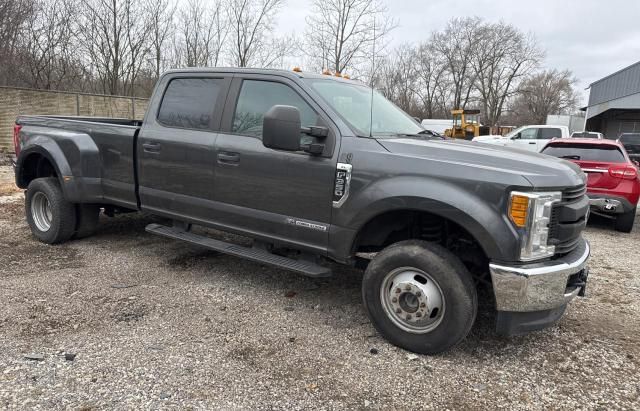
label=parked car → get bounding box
[13,68,590,354]
[571,131,604,139]
[541,138,639,232]
[473,125,570,152]
[617,132,640,163]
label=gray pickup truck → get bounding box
[12,68,590,354]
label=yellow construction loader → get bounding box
[444,109,491,140]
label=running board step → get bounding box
[146,223,332,278]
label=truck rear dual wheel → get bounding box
[25,178,101,243]
[615,209,636,233]
[25,178,76,244]
[362,240,477,355]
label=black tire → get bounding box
[74,205,101,239]
[362,240,477,355]
[25,177,76,244]
[615,208,636,233]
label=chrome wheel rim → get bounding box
[31,192,53,232]
[380,267,446,334]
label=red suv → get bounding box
[541,138,639,232]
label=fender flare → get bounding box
[335,176,520,262]
[16,145,71,189]
[15,130,101,202]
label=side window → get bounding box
[157,78,222,130]
[520,128,538,139]
[232,80,318,138]
[539,128,562,139]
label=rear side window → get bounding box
[232,80,318,138]
[542,144,626,163]
[157,78,222,130]
[539,128,562,139]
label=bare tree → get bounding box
[79,0,151,96]
[510,69,578,124]
[431,17,481,110]
[146,0,176,79]
[304,0,395,75]
[174,0,227,68]
[413,42,449,118]
[226,0,289,68]
[375,44,419,114]
[0,0,36,86]
[19,0,87,90]
[471,22,543,126]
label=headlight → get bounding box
[509,191,562,261]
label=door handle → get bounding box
[217,152,240,164]
[143,142,161,153]
[528,142,536,144]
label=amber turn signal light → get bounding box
[509,195,530,227]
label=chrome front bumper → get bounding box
[489,239,590,312]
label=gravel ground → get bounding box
[0,165,639,410]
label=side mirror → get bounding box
[263,105,302,151]
[512,133,521,140]
[263,105,328,155]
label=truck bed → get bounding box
[16,115,142,209]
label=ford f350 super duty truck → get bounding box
[12,68,590,354]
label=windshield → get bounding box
[305,79,423,137]
[620,133,640,144]
[465,114,479,124]
[505,126,526,138]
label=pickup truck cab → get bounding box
[13,68,590,354]
[473,125,570,152]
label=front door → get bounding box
[211,76,338,254]
[511,127,539,152]
[137,75,231,221]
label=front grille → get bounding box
[548,184,589,256]
[562,185,587,202]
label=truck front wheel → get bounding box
[362,240,477,354]
[25,178,76,244]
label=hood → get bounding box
[377,137,586,189]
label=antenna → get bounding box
[369,17,376,138]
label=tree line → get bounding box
[0,0,578,126]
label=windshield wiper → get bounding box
[560,155,581,160]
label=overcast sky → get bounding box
[275,0,640,105]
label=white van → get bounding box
[421,119,452,135]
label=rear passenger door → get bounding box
[211,75,338,254]
[137,74,231,222]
